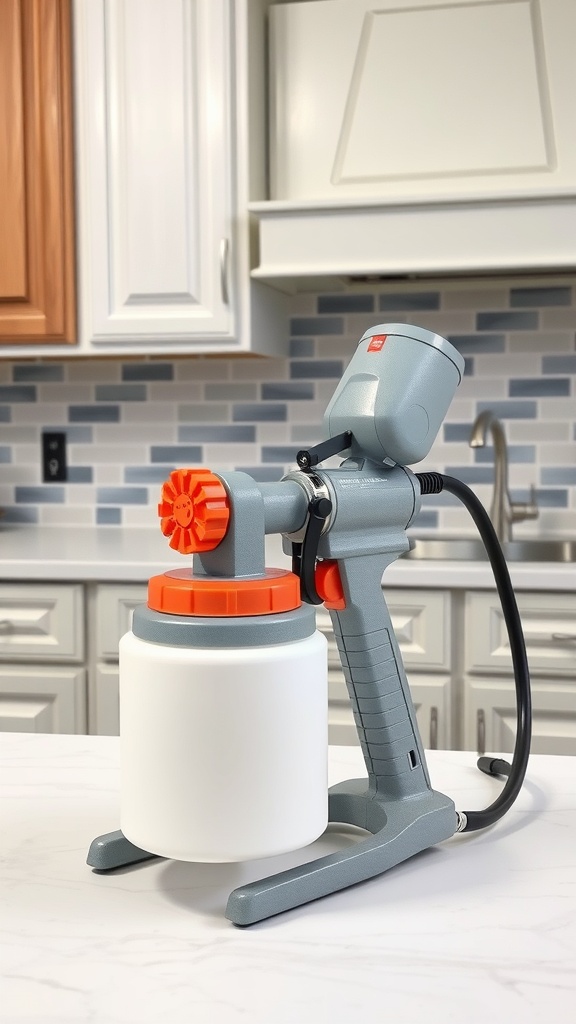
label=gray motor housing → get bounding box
[323,323,465,466]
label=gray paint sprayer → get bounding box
[88,324,531,925]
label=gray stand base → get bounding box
[87,781,456,925]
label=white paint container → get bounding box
[118,618,328,863]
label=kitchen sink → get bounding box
[403,538,576,562]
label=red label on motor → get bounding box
[367,334,387,352]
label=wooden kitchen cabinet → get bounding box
[0,0,76,344]
[0,583,86,732]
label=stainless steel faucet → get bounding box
[469,410,539,543]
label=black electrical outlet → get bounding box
[42,432,68,482]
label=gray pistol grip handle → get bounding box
[330,586,431,800]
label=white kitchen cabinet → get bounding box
[269,0,576,204]
[0,583,86,734]
[90,584,147,735]
[464,590,576,756]
[464,678,576,757]
[316,591,454,750]
[0,666,86,734]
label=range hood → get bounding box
[249,0,576,290]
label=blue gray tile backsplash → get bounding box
[0,275,575,535]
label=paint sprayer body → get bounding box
[88,324,529,925]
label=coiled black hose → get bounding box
[415,472,532,832]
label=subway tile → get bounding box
[123,507,157,528]
[122,363,174,381]
[13,364,64,382]
[0,447,11,463]
[442,288,508,310]
[151,445,203,463]
[509,377,571,397]
[286,400,326,424]
[232,358,287,381]
[476,400,537,418]
[2,507,39,524]
[95,384,147,402]
[458,378,506,399]
[476,311,538,331]
[148,383,201,403]
[67,361,119,383]
[16,486,65,504]
[290,316,344,336]
[205,383,257,401]
[539,443,576,464]
[318,294,374,314]
[39,384,91,404]
[290,360,343,379]
[203,444,257,465]
[178,403,229,423]
[69,405,120,423]
[236,465,284,482]
[290,424,323,443]
[123,402,178,423]
[68,467,93,483]
[233,403,287,422]
[533,487,569,507]
[542,355,576,373]
[541,308,576,329]
[97,507,122,525]
[12,402,66,425]
[289,338,315,357]
[125,466,178,484]
[444,423,474,443]
[510,286,571,307]
[509,422,569,443]
[379,292,440,311]
[262,446,303,463]
[539,398,576,418]
[178,425,255,443]
[447,334,506,353]
[41,505,93,526]
[509,331,574,353]
[316,336,357,360]
[262,382,314,401]
[0,406,11,422]
[541,467,576,485]
[94,424,173,445]
[474,445,536,464]
[96,487,149,505]
[66,485,97,506]
[94,465,123,486]
[0,385,37,402]
[255,423,289,445]
[175,359,230,381]
[464,358,474,376]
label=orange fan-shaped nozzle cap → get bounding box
[158,468,230,554]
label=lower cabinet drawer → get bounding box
[0,584,84,662]
[465,591,576,676]
[0,665,87,733]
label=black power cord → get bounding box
[416,472,532,832]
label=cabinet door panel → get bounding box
[95,585,147,661]
[270,0,576,202]
[465,591,576,677]
[91,663,120,737]
[0,0,75,342]
[0,584,84,662]
[0,666,86,733]
[74,0,234,344]
[464,677,576,756]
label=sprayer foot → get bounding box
[87,829,158,871]
[225,784,456,926]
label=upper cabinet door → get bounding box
[270,0,576,203]
[74,0,234,348]
[0,0,76,344]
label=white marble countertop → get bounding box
[1,734,575,1023]
[0,524,574,589]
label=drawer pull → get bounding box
[477,709,486,756]
[429,706,438,750]
[551,633,576,642]
[0,619,14,635]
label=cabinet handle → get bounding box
[0,619,14,635]
[429,706,438,750]
[219,237,230,305]
[551,633,576,642]
[477,709,486,756]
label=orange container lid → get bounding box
[148,568,301,617]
